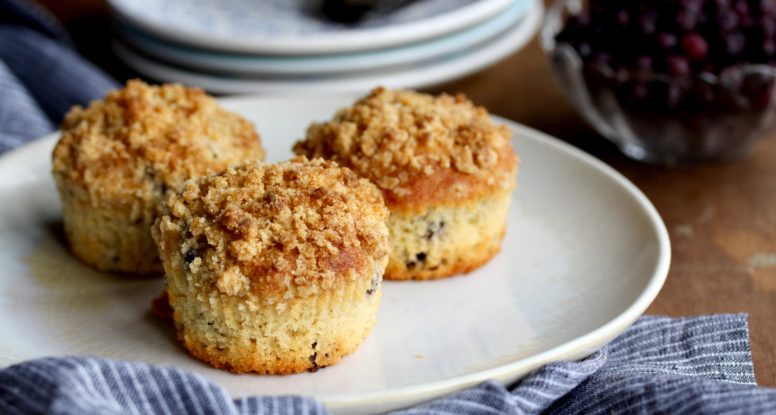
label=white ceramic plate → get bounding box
[0,96,669,414]
[108,0,513,55]
[113,0,543,95]
[118,0,531,76]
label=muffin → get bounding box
[52,80,265,274]
[153,157,390,374]
[294,87,518,280]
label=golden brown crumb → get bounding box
[294,87,518,280]
[154,157,389,299]
[153,158,390,374]
[51,80,265,273]
[53,79,265,205]
[293,87,516,210]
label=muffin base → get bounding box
[56,179,161,274]
[385,191,512,280]
[165,262,385,375]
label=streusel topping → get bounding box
[53,80,265,203]
[293,87,516,207]
[155,157,389,298]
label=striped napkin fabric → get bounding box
[0,0,116,154]
[2,314,775,414]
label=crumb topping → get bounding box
[52,80,265,205]
[293,87,517,207]
[156,157,389,298]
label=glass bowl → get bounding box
[542,0,776,164]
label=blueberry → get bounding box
[555,0,776,113]
[724,32,747,56]
[717,12,740,31]
[184,248,198,265]
[761,18,776,37]
[424,221,445,240]
[309,342,319,372]
[578,42,593,58]
[632,83,650,100]
[366,272,379,296]
[666,56,691,76]
[735,0,750,16]
[639,13,658,34]
[681,33,709,61]
[677,11,699,31]
[636,55,653,70]
[764,38,776,56]
[616,10,629,26]
[658,33,678,49]
[594,52,613,65]
[684,0,704,13]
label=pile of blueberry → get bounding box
[555,0,776,111]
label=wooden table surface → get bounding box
[41,0,776,386]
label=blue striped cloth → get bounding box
[0,0,117,154]
[2,314,775,414]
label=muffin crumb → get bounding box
[153,158,390,374]
[51,80,265,273]
[294,87,518,280]
[294,87,515,208]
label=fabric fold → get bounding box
[2,315,775,415]
[0,58,52,153]
[0,26,117,126]
[0,0,117,153]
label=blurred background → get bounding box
[32,0,587,145]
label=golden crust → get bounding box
[384,150,517,214]
[152,288,368,374]
[51,80,264,273]
[385,228,505,280]
[171,283,381,375]
[154,157,390,299]
[384,188,512,280]
[52,80,265,204]
[181,333,351,374]
[293,87,517,210]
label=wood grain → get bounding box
[435,35,776,386]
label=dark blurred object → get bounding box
[555,0,776,77]
[33,0,107,24]
[544,0,776,164]
[33,0,136,82]
[322,0,418,23]
[0,0,117,152]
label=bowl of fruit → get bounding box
[542,0,776,164]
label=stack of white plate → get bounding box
[109,0,543,94]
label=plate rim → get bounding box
[112,0,543,95]
[107,0,514,55]
[323,121,672,409]
[0,97,670,413]
[117,0,532,76]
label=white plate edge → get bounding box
[112,0,543,95]
[304,120,671,411]
[117,0,532,76]
[107,0,514,55]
